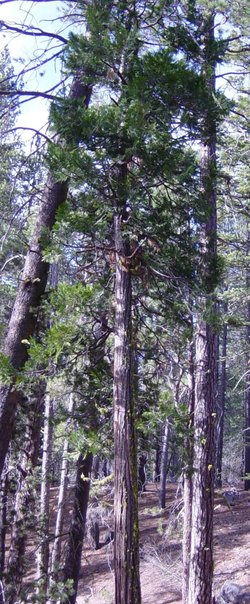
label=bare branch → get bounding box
[0,0,62,4]
[0,255,24,273]
[0,20,68,43]
[0,89,61,101]
[5,127,53,143]
[216,71,249,78]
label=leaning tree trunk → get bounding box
[244,224,250,490]
[0,177,68,479]
[187,12,218,604]
[61,452,93,604]
[113,214,141,604]
[0,80,92,480]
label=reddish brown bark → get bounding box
[187,11,217,604]
[113,214,141,604]
[182,339,195,604]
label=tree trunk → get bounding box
[159,419,170,509]
[0,581,5,604]
[62,452,93,604]
[154,443,161,482]
[6,392,44,604]
[188,321,216,604]
[0,463,8,577]
[187,12,217,604]
[49,393,75,598]
[244,224,250,490]
[182,338,195,604]
[36,393,54,601]
[113,214,141,604]
[0,177,68,479]
[0,79,92,480]
[216,303,228,488]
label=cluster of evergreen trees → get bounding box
[0,1,249,603]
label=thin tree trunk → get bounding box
[154,443,161,482]
[182,338,195,604]
[61,452,93,604]
[216,303,228,488]
[188,12,217,604]
[113,214,141,604]
[244,225,250,490]
[159,419,170,509]
[49,393,75,598]
[0,462,8,577]
[0,581,5,604]
[36,393,54,601]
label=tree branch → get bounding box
[0,89,61,101]
[0,0,60,3]
[5,127,53,143]
[0,20,68,43]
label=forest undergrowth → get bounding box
[12,481,250,604]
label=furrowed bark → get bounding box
[188,11,218,604]
[113,214,141,604]
[182,338,195,604]
[188,321,216,604]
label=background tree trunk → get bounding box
[216,303,228,488]
[49,393,75,599]
[36,393,54,601]
[0,463,8,578]
[6,392,44,604]
[159,419,170,509]
[62,452,93,604]
[244,225,250,490]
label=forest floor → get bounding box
[76,482,250,604]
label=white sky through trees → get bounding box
[0,1,68,144]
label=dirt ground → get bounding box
[76,482,250,604]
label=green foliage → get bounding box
[23,282,97,372]
[0,353,16,384]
